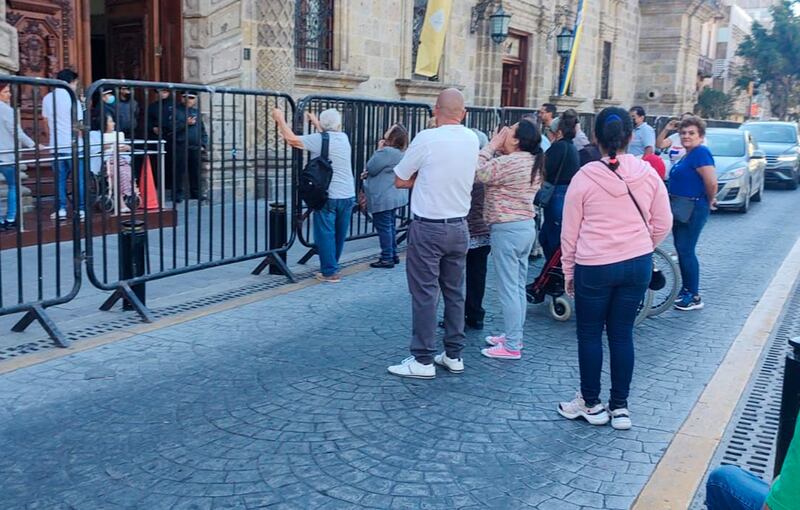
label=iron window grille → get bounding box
[295,0,335,70]
[600,41,612,100]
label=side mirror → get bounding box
[752,150,766,159]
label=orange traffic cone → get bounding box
[139,156,160,210]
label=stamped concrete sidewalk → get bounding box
[2,190,800,509]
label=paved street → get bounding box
[2,186,800,509]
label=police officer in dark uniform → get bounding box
[170,91,207,203]
[147,88,176,194]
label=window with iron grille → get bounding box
[600,41,612,100]
[411,0,439,81]
[295,0,335,70]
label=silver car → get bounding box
[705,128,766,213]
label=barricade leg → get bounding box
[99,282,155,323]
[11,304,70,348]
[252,253,296,281]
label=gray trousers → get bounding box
[406,219,469,364]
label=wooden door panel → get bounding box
[106,18,146,80]
[7,0,80,142]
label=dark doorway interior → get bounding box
[501,32,529,108]
[88,0,182,84]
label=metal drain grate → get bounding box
[719,287,800,478]
[0,253,385,361]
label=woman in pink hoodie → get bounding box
[557,107,672,430]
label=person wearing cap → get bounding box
[147,89,177,193]
[92,88,117,131]
[169,91,207,202]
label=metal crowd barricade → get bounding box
[293,96,432,264]
[464,106,501,138]
[82,80,297,322]
[0,75,82,347]
[500,107,539,127]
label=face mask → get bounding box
[105,95,116,105]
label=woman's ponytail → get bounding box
[594,107,633,170]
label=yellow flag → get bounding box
[414,0,453,77]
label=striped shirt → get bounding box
[476,149,541,225]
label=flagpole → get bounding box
[559,0,585,96]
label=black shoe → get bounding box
[370,259,395,269]
[465,318,484,330]
[437,320,445,329]
[393,256,400,265]
[3,220,16,231]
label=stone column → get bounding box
[637,0,721,116]
[0,2,19,73]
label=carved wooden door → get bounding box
[7,0,84,142]
[105,0,149,81]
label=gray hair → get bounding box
[319,108,342,132]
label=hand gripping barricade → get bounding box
[293,95,432,265]
[82,79,298,323]
[0,75,83,347]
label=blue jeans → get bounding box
[672,202,709,296]
[372,209,397,262]
[313,197,355,277]
[539,185,568,262]
[0,165,17,221]
[56,152,85,212]
[706,465,769,510]
[575,253,651,409]
[491,219,536,351]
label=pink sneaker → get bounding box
[484,334,506,346]
[484,334,524,349]
[481,344,521,360]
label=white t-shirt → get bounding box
[300,131,355,199]
[394,124,479,219]
[42,88,83,151]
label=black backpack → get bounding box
[299,132,334,210]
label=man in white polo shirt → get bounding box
[387,89,479,379]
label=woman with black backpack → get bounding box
[272,108,356,283]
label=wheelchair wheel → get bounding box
[549,296,572,322]
[99,194,114,213]
[648,246,681,318]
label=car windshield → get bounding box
[744,124,797,143]
[705,132,745,157]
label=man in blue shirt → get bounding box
[628,106,655,157]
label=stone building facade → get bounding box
[3,0,725,115]
[178,0,721,115]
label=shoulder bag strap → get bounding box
[550,143,569,184]
[321,131,330,160]
[601,161,650,234]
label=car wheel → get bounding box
[789,170,799,190]
[752,177,764,202]
[737,188,751,213]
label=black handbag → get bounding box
[602,162,665,291]
[669,195,697,224]
[533,146,568,208]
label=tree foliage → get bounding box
[695,87,733,119]
[735,0,800,119]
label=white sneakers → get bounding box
[387,353,464,378]
[433,353,464,373]
[557,392,634,430]
[557,393,610,426]
[387,356,435,379]
[608,406,632,430]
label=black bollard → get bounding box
[268,202,288,275]
[775,336,800,477]
[118,219,147,310]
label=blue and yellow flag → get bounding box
[559,0,585,96]
[414,0,453,77]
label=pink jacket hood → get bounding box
[560,154,673,279]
